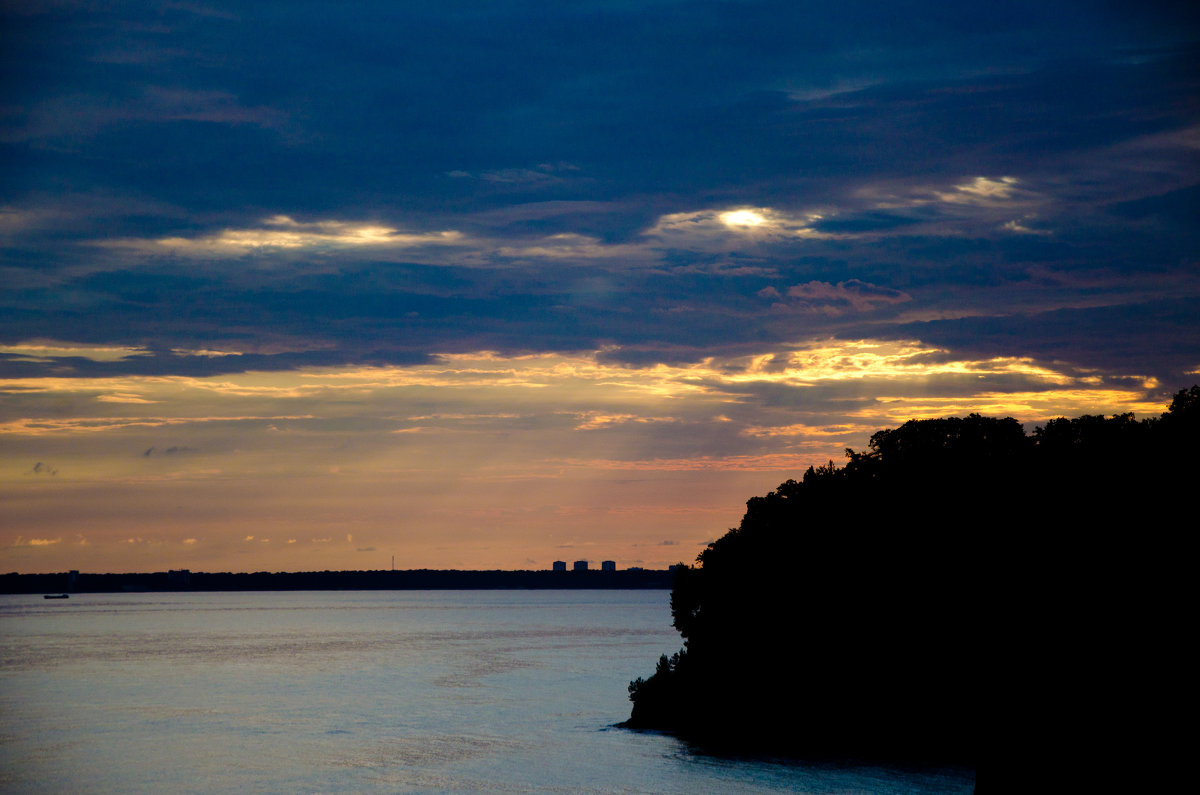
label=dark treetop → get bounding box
[624,386,1198,783]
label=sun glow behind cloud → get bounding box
[719,209,768,227]
[648,207,834,246]
[65,185,1070,275]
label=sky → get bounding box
[2,1,1198,574]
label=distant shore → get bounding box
[0,568,675,594]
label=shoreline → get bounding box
[1,567,675,594]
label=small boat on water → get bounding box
[43,594,70,599]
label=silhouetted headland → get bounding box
[1,567,674,594]
[622,387,1198,781]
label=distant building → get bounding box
[552,560,567,572]
[626,566,644,572]
[601,560,616,572]
[572,560,588,572]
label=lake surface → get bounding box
[0,590,974,794]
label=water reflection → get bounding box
[0,591,973,794]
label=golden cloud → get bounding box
[97,215,464,256]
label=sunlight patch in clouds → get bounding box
[1,339,1173,573]
[861,389,1166,423]
[741,422,873,439]
[13,536,61,546]
[0,341,152,363]
[169,348,242,358]
[711,340,1072,387]
[100,215,463,256]
[1,341,251,365]
[95,392,158,404]
[719,209,768,228]
[1,341,1165,444]
[647,207,834,248]
[858,175,1044,221]
[571,412,680,431]
[937,176,1021,204]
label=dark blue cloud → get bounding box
[878,297,1200,384]
[2,2,1198,386]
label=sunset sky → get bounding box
[3,2,1198,573]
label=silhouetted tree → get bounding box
[626,387,1199,775]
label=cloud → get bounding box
[13,536,62,546]
[3,87,285,146]
[98,393,158,404]
[0,342,152,364]
[493,233,648,263]
[100,215,464,257]
[0,206,63,238]
[1,413,316,436]
[0,342,285,380]
[143,446,197,457]
[450,162,582,188]
[781,280,912,315]
[0,340,1173,496]
[645,207,835,250]
[884,296,1200,384]
[571,412,680,431]
[1001,218,1053,236]
[936,176,1022,205]
[851,175,1046,227]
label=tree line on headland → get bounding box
[623,387,1198,777]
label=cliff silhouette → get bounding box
[624,387,1198,776]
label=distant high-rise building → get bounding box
[552,560,567,572]
[572,560,588,572]
[601,560,616,572]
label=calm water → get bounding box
[0,590,974,794]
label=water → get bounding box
[0,590,974,793]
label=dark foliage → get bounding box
[625,388,1198,773]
